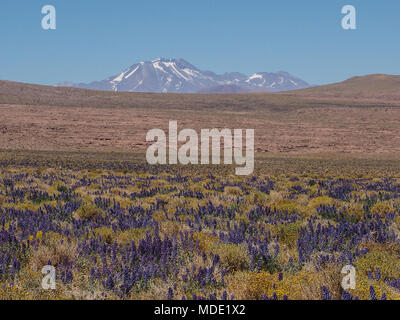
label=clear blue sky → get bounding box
[0,0,399,85]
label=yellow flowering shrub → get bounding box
[370,200,395,217]
[192,232,219,252]
[210,242,250,272]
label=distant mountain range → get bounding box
[58,58,310,93]
[2,74,400,109]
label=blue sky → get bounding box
[0,0,399,85]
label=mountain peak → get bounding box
[63,58,310,93]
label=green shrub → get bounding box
[211,242,250,272]
[73,202,103,220]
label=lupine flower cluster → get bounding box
[0,163,400,300]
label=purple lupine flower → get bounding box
[322,286,333,300]
[369,286,377,300]
[103,275,114,290]
[274,244,279,257]
[341,291,353,300]
[375,268,381,281]
[209,294,217,300]
[167,287,174,300]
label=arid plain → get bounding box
[1,75,400,157]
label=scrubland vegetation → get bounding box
[0,151,399,300]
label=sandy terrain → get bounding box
[1,103,400,155]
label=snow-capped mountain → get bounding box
[244,71,309,91]
[63,58,309,93]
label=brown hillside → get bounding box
[287,74,400,101]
